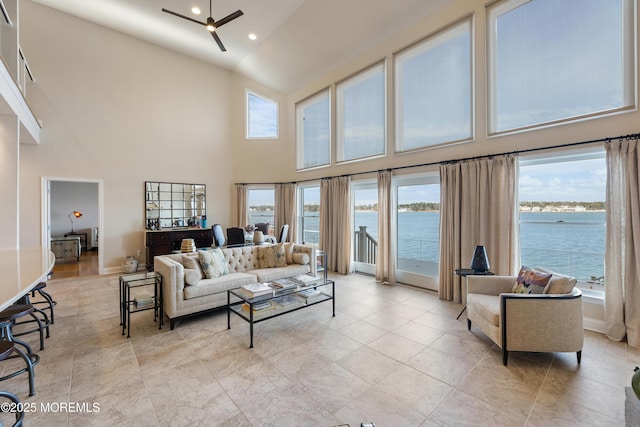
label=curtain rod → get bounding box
[237,132,640,186]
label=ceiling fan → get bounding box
[162,1,243,52]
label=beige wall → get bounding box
[19,2,236,270]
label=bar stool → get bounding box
[0,305,40,378]
[0,341,26,426]
[10,295,49,351]
[30,282,56,325]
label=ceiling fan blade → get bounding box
[161,8,207,26]
[211,31,227,52]
[214,10,243,28]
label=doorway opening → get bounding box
[42,177,104,277]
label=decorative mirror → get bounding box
[145,181,206,230]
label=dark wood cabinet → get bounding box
[145,228,213,270]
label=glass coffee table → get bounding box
[227,278,335,348]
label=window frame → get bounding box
[245,90,279,140]
[394,15,474,153]
[487,0,636,136]
[518,149,606,295]
[295,88,332,171]
[336,61,387,163]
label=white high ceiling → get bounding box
[31,0,445,94]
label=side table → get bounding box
[454,268,495,319]
[119,272,163,338]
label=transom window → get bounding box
[336,62,386,162]
[246,91,278,139]
[488,0,635,134]
[394,17,472,152]
[296,89,331,170]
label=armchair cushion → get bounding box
[534,267,578,294]
[512,266,552,294]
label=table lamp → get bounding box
[68,210,82,233]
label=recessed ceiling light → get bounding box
[248,33,257,40]
[191,6,201,15]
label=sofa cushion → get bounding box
[184,272,257,300]
[184,268,203,286]
[534,267,578,294]
[467,294,500,327]
[251,264,310,283]
[292,252,310,265]
[182,255,203,275]
[198,248,229,279]
[512,266,551,294]
[258,243,287,268]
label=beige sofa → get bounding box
[155,243,316,329]
[466,273,584,365]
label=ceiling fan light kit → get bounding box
[162,0,243,52]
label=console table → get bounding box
[145,228,213,270]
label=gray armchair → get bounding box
[466,274,584,365]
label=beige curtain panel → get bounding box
[376,170,395,285]
[275,183,296,242]
[605,138,640,348]
[438,155,519,303]
[235,183,248,227]
[320,176,351,274]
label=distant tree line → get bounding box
[520,201,605,210]
[287,201,605,214]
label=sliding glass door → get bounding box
[352,182,378,275]
[394,175,440,290]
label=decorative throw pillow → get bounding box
[182,255,203,276]
[258,243,287,268]
[198,248,228,279]
[534,266,578,294]
[512,265,552,294]
[292,252,310,265]
[184,268,203,286]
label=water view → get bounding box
[351,210,604,281]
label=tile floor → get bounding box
[0,272,637,426]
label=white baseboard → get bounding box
[584,317,606,334]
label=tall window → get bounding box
[299,185,320,245]
[488,0,635,134]
[394,17,472,152]
[296,89,331,170]
[248,188,275,228]
[336,62,386,162]
[246,91,278,139]
[519,154,606,289]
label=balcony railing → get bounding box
[354,226,377,264]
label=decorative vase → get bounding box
[122,256,139,273]
[633,367,640,399]
[253,230,265,244]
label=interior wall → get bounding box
[0,114,18,249]
[19,1,235,270]
[50,181,99,237]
